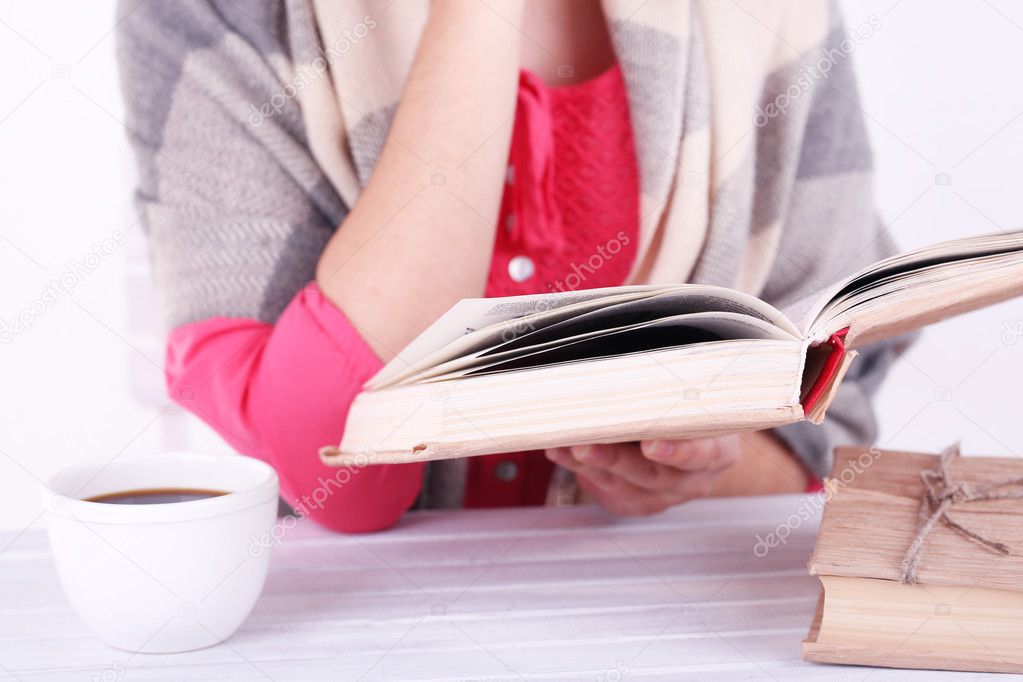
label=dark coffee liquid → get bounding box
[85,488,228,505]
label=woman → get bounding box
[117,0,904,531]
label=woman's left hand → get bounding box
[545,432,807,516]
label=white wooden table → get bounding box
[0,495,1002,681]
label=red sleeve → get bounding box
[164,282,425,533]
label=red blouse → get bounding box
[164,64,640,530]
[467,64,639,506]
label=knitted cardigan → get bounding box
[116,0,909,490]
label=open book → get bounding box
[321,231,1023,466]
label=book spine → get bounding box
[801,328,849,413]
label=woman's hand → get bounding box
[545,431,809,516]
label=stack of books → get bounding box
[804,445,1023,673]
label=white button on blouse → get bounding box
[507,255,535,282]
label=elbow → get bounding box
[291,464,424,535]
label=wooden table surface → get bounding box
[0,495,1001,681]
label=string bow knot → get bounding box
[899,442,1023,584]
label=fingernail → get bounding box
[571,445,594,462]
[643,440,672,460]
[545,447,568,462]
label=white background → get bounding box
[1,0,1022,532]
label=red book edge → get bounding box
[800,327,850,413]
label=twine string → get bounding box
[898,442,1023,584]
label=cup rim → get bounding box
[42,452,279,525]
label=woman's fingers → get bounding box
[545,447,618,489]
[575,474,674,516]
[574,464,717,516]
[639,437,739,473]
[545,443,717,501]
[572,444,657,485]
[546,447,661,516]
[544,446,582,472]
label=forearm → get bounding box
[316,1,524,360]
[709,430,810,497]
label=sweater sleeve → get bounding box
[165,284,424,532]
[117,1,424,530]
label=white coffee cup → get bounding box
[41,452,279,653]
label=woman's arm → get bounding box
[117,1,522,532]
[710,431,810,495]
[163,285,423,533]
[317,0,524,360]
